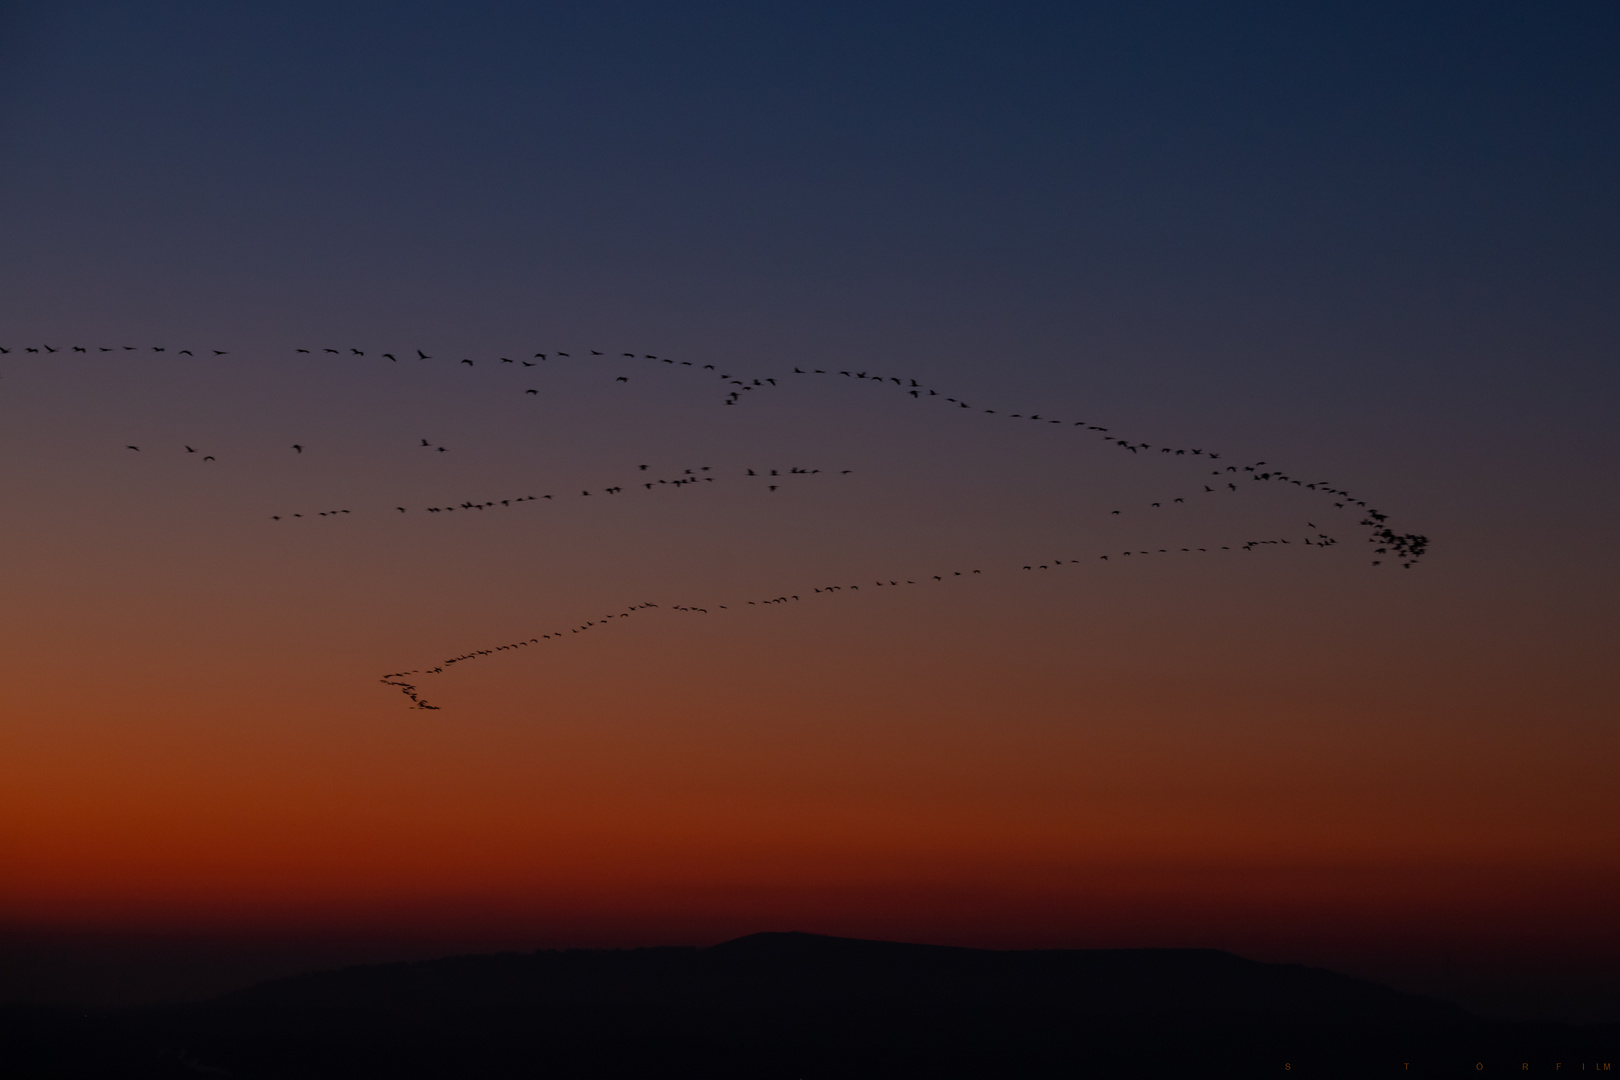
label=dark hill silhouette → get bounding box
[3,932,1613,1078]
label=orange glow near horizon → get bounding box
[0,348,1615,1018]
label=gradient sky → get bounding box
[1,0,1617,1020]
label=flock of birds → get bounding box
[6,338,1430,711]
[262,464,849,520]
[380,531,1336,710]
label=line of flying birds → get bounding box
[114,428,1414,563]
[14,337,1426,561]
[379,534,1333,710]
[261,464,851,520]
[6,337,1430,710]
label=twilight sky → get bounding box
[1,0,1617,1020]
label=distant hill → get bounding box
[3,931,1614,1078]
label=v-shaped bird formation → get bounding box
[4,336,1429,710]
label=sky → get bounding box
[1,0,1617,1021]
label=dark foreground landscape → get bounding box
[3,932,1614,1078]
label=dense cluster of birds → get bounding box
[380,533,1332,710]
[6,337,1430,710]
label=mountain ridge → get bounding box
[4,931,1613,1078]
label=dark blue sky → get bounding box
[6,1,1619,553]
[5,2,1616,368]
